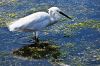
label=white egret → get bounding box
[8,7,72,44]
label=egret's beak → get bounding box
[59,11,72,20]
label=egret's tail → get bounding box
[8,25,14,31]
[6,21,14,31]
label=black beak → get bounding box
[59,11,72,20]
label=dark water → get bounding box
[0,0,100,66]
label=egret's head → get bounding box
[48,7,72,20]
[48,7,61,13]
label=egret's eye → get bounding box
[49,10,53,13]
[56,10,59,12]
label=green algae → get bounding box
[0,17,5,21]
[11,0,17,3]
[60,18,69,22]
[65,42,76,48]
[96,55,100,61]
[0,17,7,27]
[71,57,86,66]
[0,16,13,27]
[0,51,10,57]
[67,20,100,29]
[13,42,61,59]
[7,13,17,18]
[0,0,17,6]
[0,2,4,6]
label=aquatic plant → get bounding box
[67,20,100,29]
[7,13,17,18]
[65,42,76,48]
[0,2,4,6]
[13,42,61,59]
[11,0,17,3]
[0,51,10,57]
[0,0,17,6]
[0,17,5,21]
[71,57,86,66]
[0,17,7,27]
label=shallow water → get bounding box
[0,0,100,66]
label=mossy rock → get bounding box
[13,42,61,59]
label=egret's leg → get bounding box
[34,31,39,44]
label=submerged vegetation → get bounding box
[7,13,17,18]
[67,20,100,29]
[0,0,17,6]
[13,41,61,60]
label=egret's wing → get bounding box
[23,14,51,31]
[9,12,51,31]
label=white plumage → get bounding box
[9,12,51,32]
[8,7,72,42]
[9,7,71,32]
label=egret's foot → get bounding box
[35,38,39,43]
[31,37,36,41]
[30,37,39,43]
